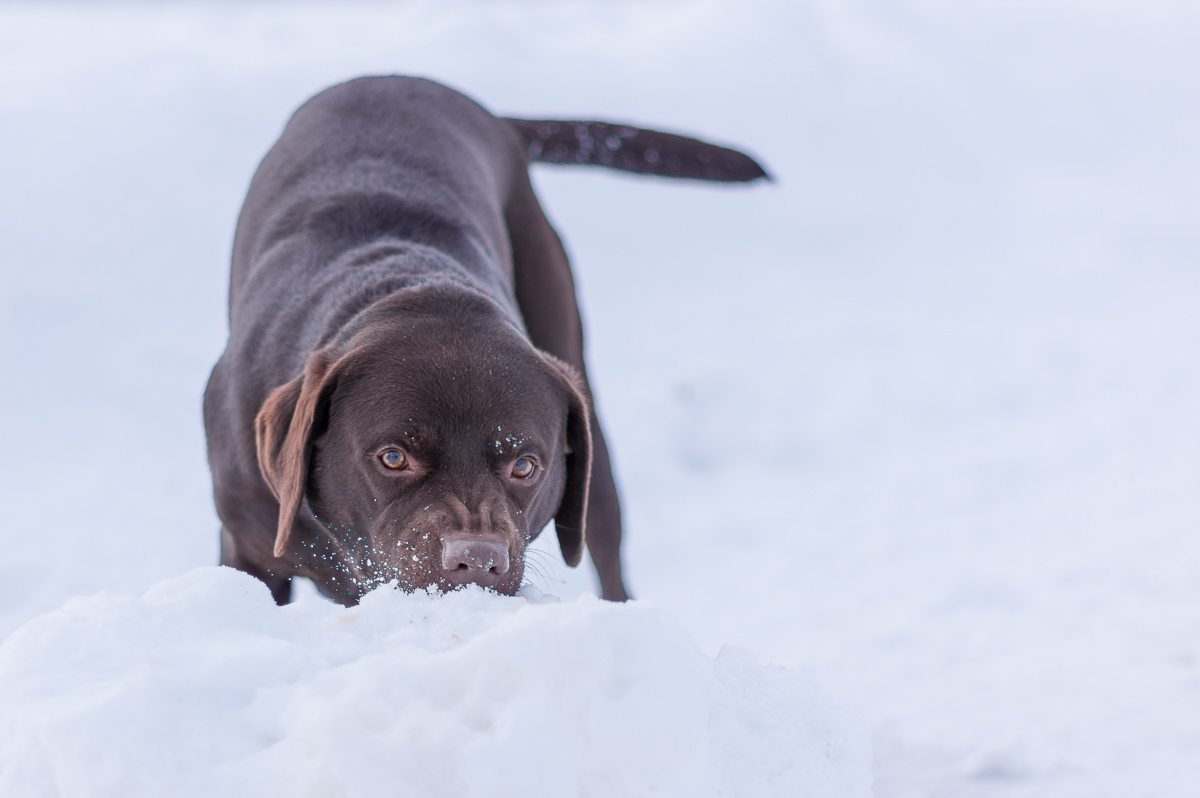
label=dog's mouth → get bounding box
[360,540,526,597]
[299,505,527,598]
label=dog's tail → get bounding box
[505,118,770,183]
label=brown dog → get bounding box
[204,76,767,605]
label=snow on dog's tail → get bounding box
[505,118,770,183]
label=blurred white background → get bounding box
[1,2,1198,795]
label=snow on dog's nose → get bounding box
[440,536,510,587]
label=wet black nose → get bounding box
[440,536,510,585]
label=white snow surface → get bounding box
[2,1,1200,796]
[0,567,869,797]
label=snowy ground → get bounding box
[2,1,1199,795]
[0,568,870,797]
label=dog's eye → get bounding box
[380,449,408,470]
[511,456,536,479]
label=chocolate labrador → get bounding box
[204,76,767,606]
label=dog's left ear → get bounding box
[540,353,593,568]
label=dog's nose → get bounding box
[440,536,510,584]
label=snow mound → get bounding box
[0,567,870,798]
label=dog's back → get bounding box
[230,77,526,363]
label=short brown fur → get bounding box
[206,75,765,605]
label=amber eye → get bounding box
[380,449,408,470]
[511,456,536,479]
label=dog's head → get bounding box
[253,284,591,598]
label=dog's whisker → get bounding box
[523,549,556,568]
[518,553,557,593]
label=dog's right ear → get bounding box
[255,351,338,558]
